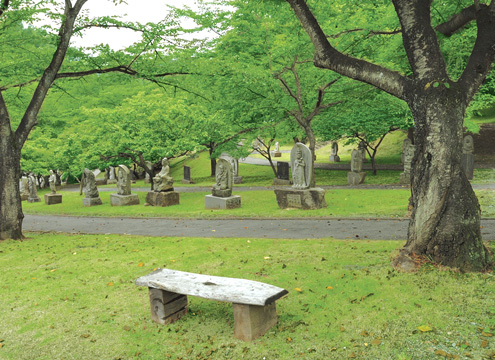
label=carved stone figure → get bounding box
[274,142,280,152]
[117,165,132,195]
[27,173,41,203]
[80,168,102,206]
[329,141,340,162]
[205,158,240,209]
[290,143,312,190]
[108,166,116,180]
[213,159,232,192]
[20,176,29,200]
[350,149,363,173]
[49,170,57,194]
[462,135,475,180]
[153,158,174,192]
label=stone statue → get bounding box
[117,165,132,195]
[153,157,174,192]
[81,168,99,198]
[108,166,116,180]
[462,135,474,154]
[290,143,312,189]
[274,142,280,152]
[329,141,340,162]
[350,149,363,173]
[214,161,229,191]
[28,174,38,196]
[49,170,57,194]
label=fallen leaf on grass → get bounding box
[434,349,448,357]
[294,288,303,292]
[340,326,346,332]
[417,325,433,332]
[137,262,144,267]
[81,334,91,338]
[326,286,334,290]
[107,282,114,286]
[481,340,489,348]
[50,269,57,272]
[482,332,493,337]
[371,339,381,346]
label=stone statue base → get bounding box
[205,195,241,209]
[399,172,411,185]
[44,193,62,205]
[212,188,232,197]
[273,178,292,186]
[329,155,340,162]
[347,172,366,185]
[272,151,282,158]
[83,197,103,206]
[21,194,29,201]
[146,191,180,207]
[28,196,41,203]
[106,179,117,185]
[461,153,474,180]
[274,188,327,210]
[110,193,140,206]
[181,179,194,184]
[233,176,243,184]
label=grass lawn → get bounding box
[0,233,493,360]
[23,188,411,219]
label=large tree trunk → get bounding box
[0,134,23,240]
[393,93,491,271]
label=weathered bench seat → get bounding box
[135,268,288,341]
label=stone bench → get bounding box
[135,268,288,341]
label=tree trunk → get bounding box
[209,147,216,177]
[0,135,23,240]
[393,93,491,271]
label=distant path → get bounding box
[23,215,495,240]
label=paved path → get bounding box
[23,215,495,240]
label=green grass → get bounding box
[23,188,412,218]
[0,233,493,360]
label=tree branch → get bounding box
[327,28,401,39]
[435,5,476,36]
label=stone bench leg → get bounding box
[232,302,278,341]
[148,288,188,325]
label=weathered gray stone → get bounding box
[44,193,62,205]
[116,165,132,195]
[277,162,290,180]
[212,158,233,194]
[110,193,140,206]
[212,188,232,197]
[182,166,194,184]
[273,178,292,186]
[291,143,312,189]
[329,141,340,162]
[154,158,174,192]
[233,176,243,184]
[347,171,367,185]
[274,188,327,209]
[146,191,180,207]
[83,197,103,206]
[205,195,241,209]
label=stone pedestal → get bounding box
[274,188,327,209]
[461,153,474,180]
[233,176,243,184]
[83,197,102,206]
[106,179,117,185]
[28,196,41,203]
[273,178,292,186]
[329,155,340,162]
[205,195,241,209]
[95,179,108,186]
[110,193,140,206]
[272,151,282,158]
[44,193,62,205]
[146,191,180,207]
[181,179,194,184]
[399,172,411,185]
[212,188,232,197]
[347,172,366,185]
[21,194,29,201]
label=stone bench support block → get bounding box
[148,288,188,325]
[110,193,140,206]
[28,196,41,203]
[233,302,278,341]
[274,188,327,209]
[205,195,241,209]
[44,193,62,205]
[146,191,180,207]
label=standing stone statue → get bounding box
[20,176,29,201]
[329,141,340,162]
[80,168,102,206]
[347,149,367,185]
[107,166,117,184]
[291,143,311,190]
[274,143,326,209]
[221,153,243,184]
[27,173,41,203]
[358,141,368,163]
[146,158,179,207]
[272,142,282,157]
[461,134,475,180]
[44,170,62,205]
[153,157,174,192]
[205,158,241,209]
[400,142,416,185]
[111,165,139,206]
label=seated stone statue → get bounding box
[153,157,174,192]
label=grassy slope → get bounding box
[0,233,493,360]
